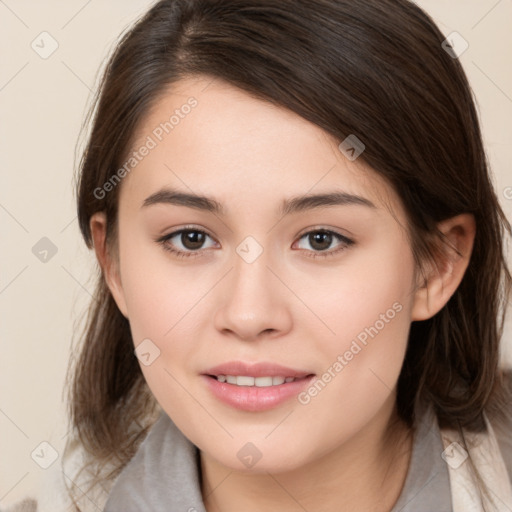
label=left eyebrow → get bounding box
[279,191,376,216]
[141,187,376,216]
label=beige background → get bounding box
[1,0,511,506]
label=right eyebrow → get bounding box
[142,188,225,215]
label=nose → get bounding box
[213,250,293,342]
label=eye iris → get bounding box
[182,231,205,250]
[310,231,332,251]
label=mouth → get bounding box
[206,374,309,387]
[201,361,315,411]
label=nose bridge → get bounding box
[231,234,275,298]
[213,239,292,340]
[232,248,272,301]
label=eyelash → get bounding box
[156,226,354,260]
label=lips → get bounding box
[203,361,313,379]
[201,361,315,412]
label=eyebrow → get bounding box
[142,187,376,216]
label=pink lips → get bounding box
[202,361,315,412]
[204,361,312,379]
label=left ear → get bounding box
[411,213,476,321]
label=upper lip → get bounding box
[203,361,314,379]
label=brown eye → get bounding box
[181,230,206,250]
[308,231,333,251]
[294,229,354,259]
[158,228,217,258]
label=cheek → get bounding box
[118,227,205,341]
[117,226,218,389]
[299,233,415,351]
[117,233,206,417]
[293,237,415,413]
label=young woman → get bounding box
[7,0,512,510]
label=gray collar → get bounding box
[104,414,206,512]
[390,403,452,512]
[105,404,451,511]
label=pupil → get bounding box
[310,231,332,251]
[182,231,205,250]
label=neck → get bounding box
[200,399,413,512]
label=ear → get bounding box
[411,213,476,321]
[89,212,129,318]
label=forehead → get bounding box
[120,75,403,219]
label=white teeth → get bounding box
[255,377,273,387]
[216,375,296,387]
[237,376,255,386]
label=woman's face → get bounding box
[107,75,420,473]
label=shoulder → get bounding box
[488,368,512,483]
[2,437,114,512]
[0,461,69,512]
[0,462,75,512]
[1,499,38,512]
[3,410,163,512]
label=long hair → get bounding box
[67,0,512,506]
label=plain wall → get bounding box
[1,0,511,506]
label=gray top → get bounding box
[3,402,510,512]
[104,404,471,512]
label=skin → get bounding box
[91,75,475,512]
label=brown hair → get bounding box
[68,0,511,506]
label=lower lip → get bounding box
[202,375,315,412]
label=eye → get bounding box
[157,227,217,258]
[293,229,354,259]
[157,226,354,260]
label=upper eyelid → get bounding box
[159,227,218,246]
[295,225,352,240]
[162,223,352,237]
[160,225,215,239]
[293,230,353,251]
